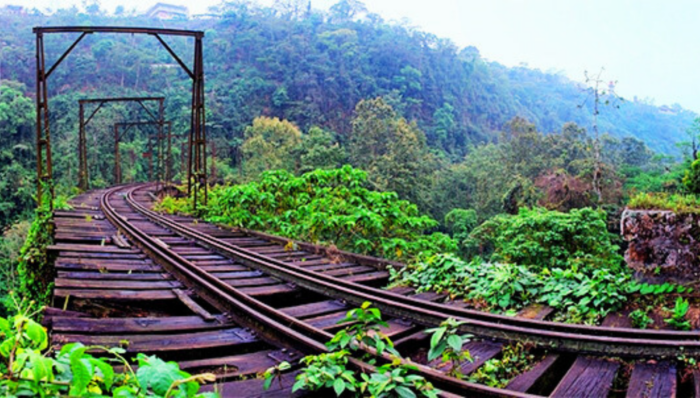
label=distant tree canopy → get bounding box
[0,0,696,228]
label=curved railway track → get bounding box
[45,183,699,397]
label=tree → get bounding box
[580,68,623,203]
[298,127,347,173]
[683,159,700,194]
[241,116,303,178]
[348,98,434,206]
[683,117,700,161]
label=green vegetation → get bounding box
[467,344,538,388]
[664,298,691,331]
[465,207,623,271]
[627,192,700,213]
[15,208,54,311]
[425,318,472,379]
[629,308,653,329]
[274,302,439,397]
[683,159,700,194]
[0,297,218,397]
[162,166,456,261]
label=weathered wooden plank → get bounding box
[239,284,297,297]
[226,277,280,288]
[173,289,216,321]
[626,361,676,398]
[279,300,346,319]
[54,328,258,352]
[506,354,560,393]
[551,356,620,398]
[55,279,180,290]
[178,349,298,376]
[516,304,554,321]
[202,371,302,398]
[54,288,176,301]
[340,271,390,284]
[48,244,139,254]
[52,315,229,334]
[57,271,170,280]
[429,340,502,376]
[55,261,161,272]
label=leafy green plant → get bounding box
[327,301,399,358]
[465,207,624,272]
[683,159,700,194]
[468,344,536,388]
[162,167,457,261]
[359,359,439,398]
[291,304,440,397]
[261,360,292,391]
[425,318,472,378]
[629,308,654,329]
[292,351,358,395]
[664,297,691,330]
[627,192,700,213]
[17,207,54,309]
[0,296,218,397]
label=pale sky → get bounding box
[3,0,699,113]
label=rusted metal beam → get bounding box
[79,97,166,104]
[189,36,207,209]
[114,121,173,185]
[153,34,194,79]
[33,26,203,38]
[34,25,206,208]
[78,97,165,190]
[45,32,87,79]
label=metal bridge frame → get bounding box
[79,97,165,190]
[113,120,173,186]
[34,26,207,209]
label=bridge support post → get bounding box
[35,32,53,209]
[188,36,208,210]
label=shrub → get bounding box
[0,297,217,397]
[627,192,700,213]
[684,159,700,194]
[465,207,623,272]
[170,166,457,261]
[16,209,54,310]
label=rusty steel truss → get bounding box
[79,97,165,190]
[34,26,207,209]
[113,120,173,186]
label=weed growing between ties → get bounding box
[263,302,443,397]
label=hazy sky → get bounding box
[4,0,699,113]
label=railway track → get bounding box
[44,183,700,397]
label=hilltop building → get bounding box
[145,3,188,19]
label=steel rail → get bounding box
[101,184,533,398]
[127,183,700,359]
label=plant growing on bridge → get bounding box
[664,297,691,330]
[327,301,400,358]
[426,318,472,379]
[284,303,439,397]
[0,296,218,397]
[629,308,654,329]
[164,166,457,262]
[467,343,538,388]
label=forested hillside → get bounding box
[0,0,696,229]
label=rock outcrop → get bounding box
[621,209,700,282]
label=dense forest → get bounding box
[0,1,697,224]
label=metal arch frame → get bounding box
[79,97,165,190]
[34,26,207,209]
[113,121,173,186]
